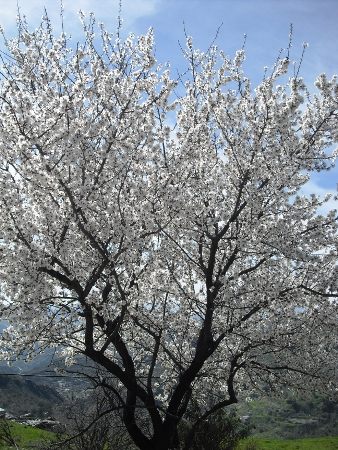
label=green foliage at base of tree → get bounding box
[179,408,251,450]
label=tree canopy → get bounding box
[0,13,337,450]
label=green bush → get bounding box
[180,408,251,450]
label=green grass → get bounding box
[1,422,338,450]
[237,435,338,450]
[0,420,56,449]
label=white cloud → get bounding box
[0,0,161,34]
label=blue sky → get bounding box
[0,0,337,209]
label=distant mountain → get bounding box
[0,348,57,376]
[0,322,106,415]
[0,320,60,375]
[0,373,63,416]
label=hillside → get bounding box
[236,395,338,439]
[0,374,62,417]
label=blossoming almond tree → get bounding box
[0,13,337,450]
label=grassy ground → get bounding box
[1,421,338,450]
[237,435,338,450]
[0,420,56,449]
